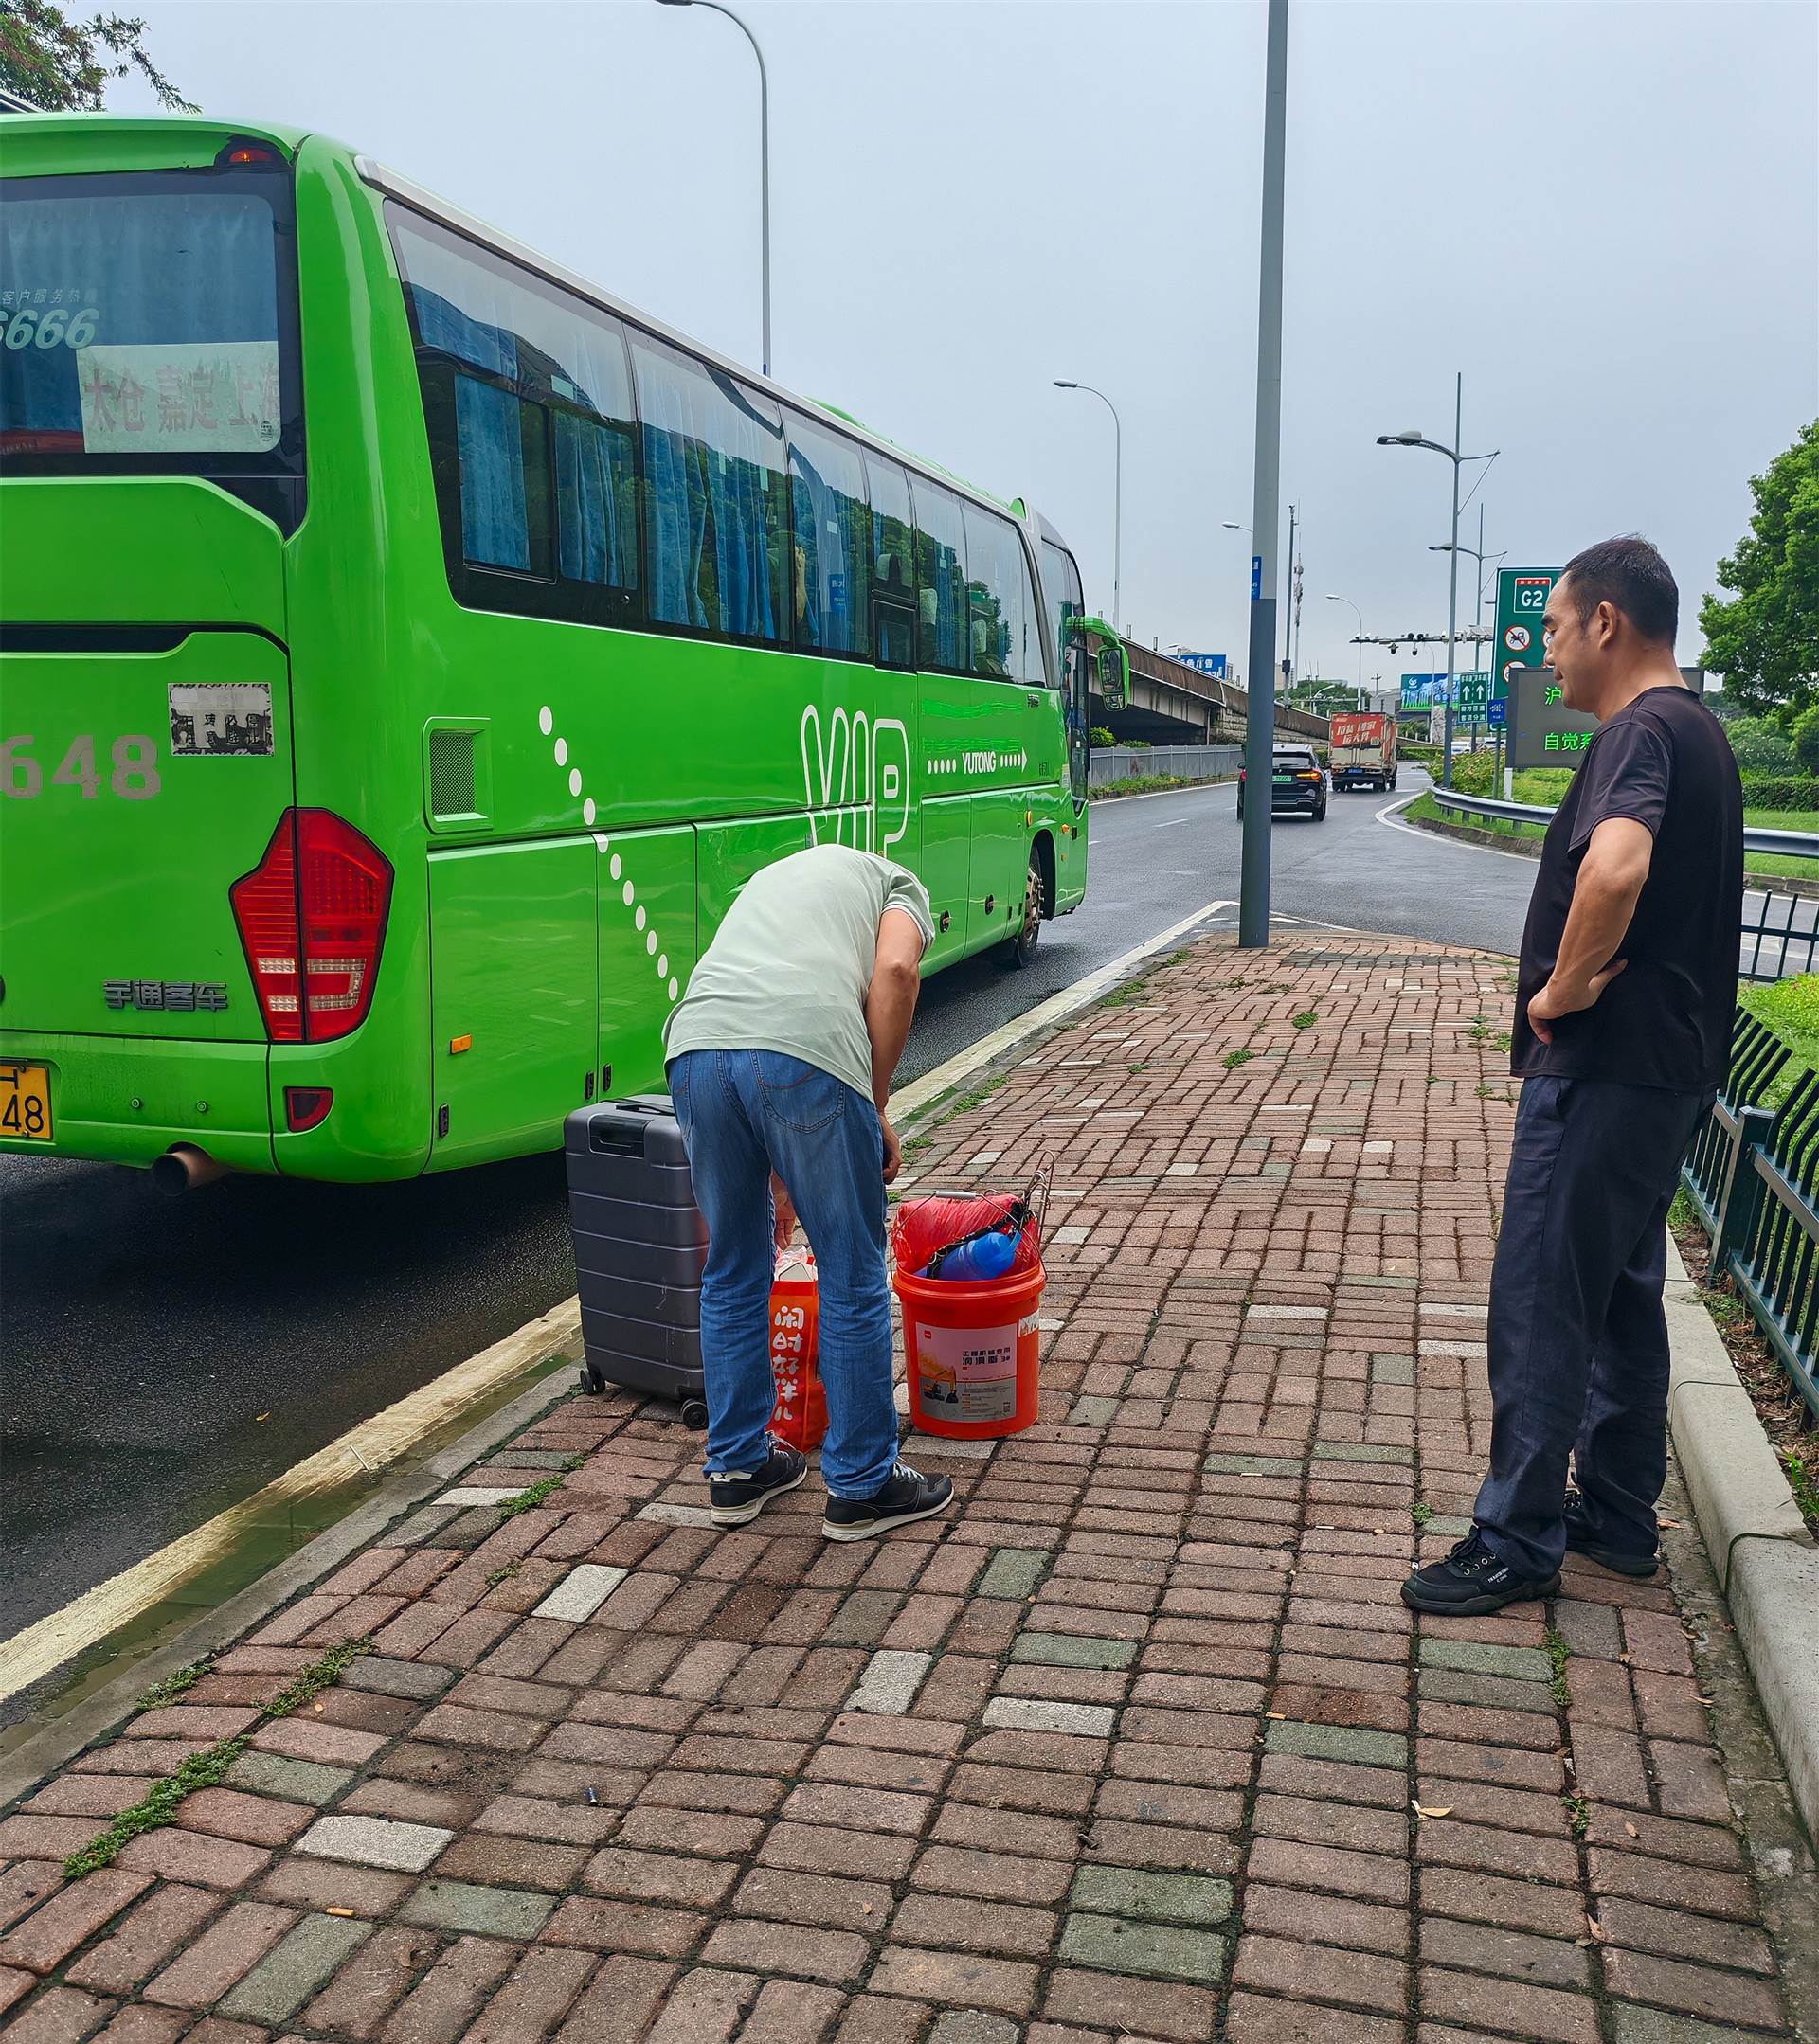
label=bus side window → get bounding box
[910,479,968,676]
[631,335,789,645]
[786,409,872,659]
[866,454,916,672]
[962,504,1033,684]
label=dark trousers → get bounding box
[1474,1074,1712,1579]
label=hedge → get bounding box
[1738,775,1819,813]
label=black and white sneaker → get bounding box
[706,1441,807,1527]
[1400,1527,1560,1615]
[821,1462,954,1542]
[1563,1497,1660,1578]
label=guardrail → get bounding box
[1090,744,1243,789]
[1683,1012,1819,1420]
[1428,788,1819,858]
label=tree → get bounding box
[1700,420,1819,717]
[1724,715,1798,773]
[0,1,192,111]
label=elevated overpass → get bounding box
[1094,637,1328,745]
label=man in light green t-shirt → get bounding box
[663,844,955,1541]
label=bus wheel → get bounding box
[1004,854,1044,970]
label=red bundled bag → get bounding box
[768,1251,826,1451]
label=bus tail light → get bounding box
[231,811,392,1045]
[284,1086,334,1132]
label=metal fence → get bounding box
[1090,744,1243,789]
[1683,1011,1819,1420]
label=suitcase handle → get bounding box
[587,1095,675,1156]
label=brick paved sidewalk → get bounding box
[2,931,1811,2044]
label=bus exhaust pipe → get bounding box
[152,1144,228,1195]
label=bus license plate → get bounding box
[0,1062,53,1142]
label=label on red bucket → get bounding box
[914,1319,1018,1422]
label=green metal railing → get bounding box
[1683,1011,1819,1419]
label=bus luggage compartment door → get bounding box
[428,836,596,1168]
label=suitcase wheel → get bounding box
[680,1398,710,1432]
[580,1362,606,1393]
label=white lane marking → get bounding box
[1151,817,1189,831]
[891,898,1236,1122]
[0,1300,582,1708]
[1374,787,1540,865]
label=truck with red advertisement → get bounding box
[1328,711,1398,793]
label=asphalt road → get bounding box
[0,771,1532,1659]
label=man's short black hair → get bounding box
[1561,535,1679,646]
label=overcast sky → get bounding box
[111,0,1817,684]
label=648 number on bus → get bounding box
[0,735,161,800]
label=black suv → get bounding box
[1237,745,1328,822]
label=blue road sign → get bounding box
[1176,652,1229,678]
[1486,698,1507,729]
[1252,555,1263,601]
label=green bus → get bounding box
[0,116,1092,1185]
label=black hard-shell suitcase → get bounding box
[565,1095,710,1426]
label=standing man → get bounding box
[1404,538,1741,1615]
[664,842,954,1541]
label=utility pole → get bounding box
[1239,0,1288,951]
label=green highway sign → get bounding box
[1455,674,1490,713]
[1497,566,1599,769]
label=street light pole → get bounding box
[1376,372,1497,792]
[657,0,771,379]
[1054,382,1122,633]
[1239,0,1288,951]
[1282,501,1298,697]
[1429,513,1506,753]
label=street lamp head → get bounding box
[1323,592,1345,601]
[1053,379,1078,389]
[1221,520,1249,531]
[1428,543,1453,554]
[655,2,694,8]
[1377,429,1425,447]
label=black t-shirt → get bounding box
[1512,685,1741,1091]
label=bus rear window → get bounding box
[0,165,304,521]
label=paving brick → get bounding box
[397,1876,552,1940]
[1599,1949,1787,2031]
[758,1822,919,1883]
[257,1856,412,1918]
[215,1911,372,2025]
[380,1932,516,2044]
[459,1946,597,2044]
[868,1947,1038,2016]
[1240,1884,1408,1958]
[892,1892,1054,1959]
[1419,1967,1602,2044]
[0,1985,117,2041]
[1594,1897,1776,1975]
[224,1751,354,1805]
[1060,1913,1224,1982]
[701,1920,869,1982]
[64,1885,222,1995]
[727,1978,844,2044]
[1041,1966,1219,2042]
[1233,1932,1409,2015]
[927,2014,1019,2044]
[0,1868,153,1974]
[143,1901,297,2006]
[1604,2010,1790,2044]
[833,1995,929,2044]
[1224,1991,1405,2043]
[1263,1721,1407,1768]
[543,1897,707,1959]
[298,1923,426,2038]
[550,1954,676,2044]
[114,1831,271,1891]
[585,1848,739,1909]
[295,1815,454,1872]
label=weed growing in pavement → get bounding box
[1466,1014,1494,1042]
[1544,1628,1572,1709]
[1701,1286,1746,1328]
[64,1639,372,1878]
[485,1561,523,1589]
[135,1659,209,1712]
[1291,1011,1318,1030]
[1668,1186,1697,1233]
[1102,978,1150,1009]
[1223,1049,1256,1069]
[1564,1793,1591,1838]
[1781,1447,1819,1524]
[902,1134,932,1162]
[496,1470,573,1519]
[1492,1031,1512,1053]
[1410,1501,1433,1531]
[1129,1064,1147,1076]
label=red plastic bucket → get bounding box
[893,1259,1045,1439]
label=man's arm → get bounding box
[865,907,925,1182]
[1527,816,1653,1044]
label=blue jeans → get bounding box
[1475,1074,1712,1579]
[668,1049,899,1498]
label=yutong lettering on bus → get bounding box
[0,118,1092,1183]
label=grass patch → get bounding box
[1223,1049,1255,1070]
[1466,1015,1494,1041]
[1668,1185,1697,1233]
[65,1638,372,1879]
[496,1457,585,1521]
[484,1561,523,1589]
[1291,1011,1318,1030]
[1564,1793,1591,1838]
[1738,975,1819,1107]
[1410,1500,1433,1531]
[135,1659,209,1713]
[1781,1447,1819,1524]
[1543,1627,1572,1709]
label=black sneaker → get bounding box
[821,1462,954,1542]
[707,1441,807,1527]
[1563,1497,1660,1578]
[1401,1528,1560,1615]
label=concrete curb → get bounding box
[1665,1238,1819,1844]
[0,1357,580,1814]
